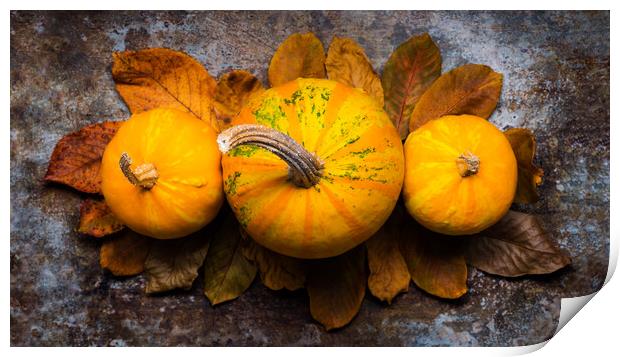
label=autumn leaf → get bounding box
[409,64,503,132]
[45,121,123,193]
[144,229,212,294]
[325,36,384,106]
[100,230,151,276]
[306,246,366,330]
[268,32,326,87]
[112,48,219,131]
[382,33,441,140]
[366,209,410,303]
[399,216,467,299]
[213,70,265,131]
[241,233,305,291]
[505,128,544,204]
[204,213,257,305]
[465,211,570,277]
[78,199,125,237]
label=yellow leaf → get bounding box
[306,246,366,330]
[100,230,151,277]
[112,48,219,131]
[366,209,410,303]
[78,199,125,238]
[204,213,257,305]
[325,36,384,106]
[504,128,544,203]
[213,70,265,131]
[241,234,305,291]
[409,64,503,132]
[268,33,326,87]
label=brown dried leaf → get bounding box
[399,216,467,299]
[505,128,544,204]
[213,70,265,131]
[78,199,125,237]
[382,33,442,140]
[45,121,123,193]
[112,48,219,130]
[204,214,257,305]
[366,209,410,303]
[306,246,366,331]
[145,230,211,294]
[326,36,384,106]
[465,211,571,277]
[268,32,326,87]
[410,64,503,132]
[100,230,151,276]
[241,233,305,291]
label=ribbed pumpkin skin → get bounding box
[222,78,404,259]
[101,108,224,239]
[403,115,517,235]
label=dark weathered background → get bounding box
[10,11,609,346]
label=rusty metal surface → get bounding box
[10,11,609,346]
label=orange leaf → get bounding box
[409,64,503,132]
[268,33,326,87]
[382,33,441,140]
[213,70,265,131]
[78,199,124,238]
[241,233,305,291]
[45,121,123,194]
[306,246,366,330]
[366,209,410,303]
[504,128,544,203]
[399,216,467,299]
[112,48,219,131]
[325,36,384,106]
[100,230,151,276]
[465,211,571,277]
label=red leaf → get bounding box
[382,33,442,139]
[45,121,123,193]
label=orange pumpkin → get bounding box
[101,108,224,239]
[402,114,517,235]
[218,78,404,259]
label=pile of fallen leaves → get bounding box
[44,32,569,330]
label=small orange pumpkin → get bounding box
[218,78,404,259]
[101,108,224,239]
[402,114,517,235]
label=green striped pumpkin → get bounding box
[217,78,404,259]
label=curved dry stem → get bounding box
[119,152,159,190]
[218,124,324,188]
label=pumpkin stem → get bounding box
[119,152,159,190]
[455,151,480,177]
[217,124,324,188]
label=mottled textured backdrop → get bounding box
[10,11,610,346]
